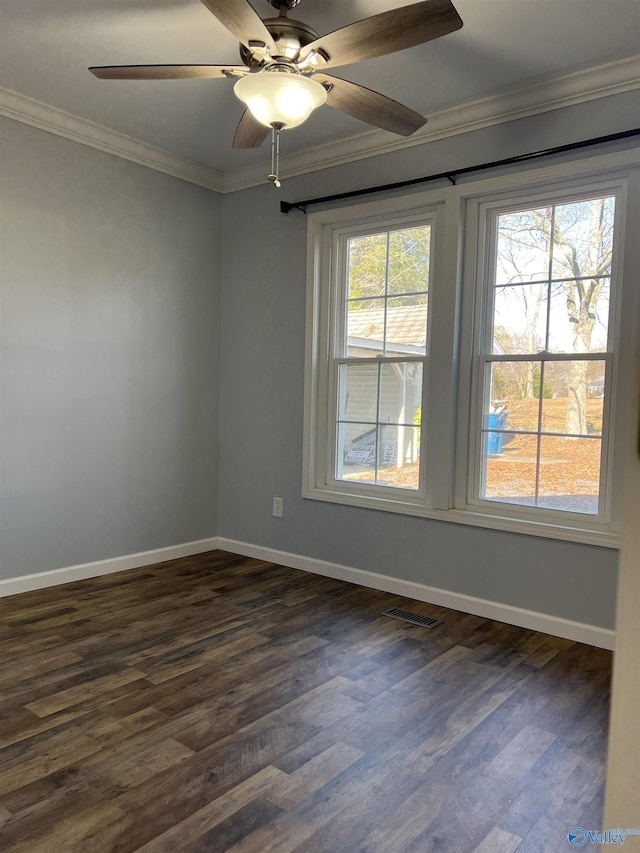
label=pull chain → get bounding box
[268,122,283,188]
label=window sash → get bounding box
[467,186,623,523]
[325,213,437,501]
[329,355,428,495]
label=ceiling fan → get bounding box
[90,0,463,185]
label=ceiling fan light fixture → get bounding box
[234,71,327,129]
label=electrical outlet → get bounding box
[272,497,283,518]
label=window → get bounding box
[304,208,441,513]
[336,222,432,494]
[470,191,618,521]
[304,150,637,546]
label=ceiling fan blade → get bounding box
[233,110,270,149]
[318,75,427,136]
[300,0,462,69]
[199,0,277,53]
[89,64,247,80]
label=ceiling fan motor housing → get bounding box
[240,15,319,66]
[268,0,302,9]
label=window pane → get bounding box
[552,196,615,280]
[347,297,428,357]
[482,433,538,505]
[347,233,387,299]
[541,361,605,435]
[375,425,421,490]
[340,425,421,490]
[338,363,378,423]
[379,363,423,424]
[488,362,541,429]
[537,436,601,514]
[385,296,428,355]
[339,423,378,481]
[387,226,430,296]
[493,283,548,354]
[481,357,607,507]
[496,207,552,285]
[483,433,602,512]
[337,361,423,490]
[547,281,610,353]
[347,298,386,357]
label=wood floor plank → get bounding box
[0,549,611,853]
[0,707,83,752]
[0,768,108,849]
[180,796,286,853]
[225,812,315,853]
[472,826,523,853]
[77,735,195,799]
[90,707,169,749]
[131,765,288,853]
[482,723,557,783]
[142,632,271,685]
[3,800,123,853]
[0,651,83,688]
[0,732,103,797]
[265,742,364,809]
[291,759,426,851]
[405,771,516,852]
[24,668,149,718]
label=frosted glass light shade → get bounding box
[234,72,327,129]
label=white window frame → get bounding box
[304,203,449,516]
[331,210,440,506]
[465,180,624,531]
[303,147,640,548]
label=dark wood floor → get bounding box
[0,550,611,852]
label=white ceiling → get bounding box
[1,0,638,176]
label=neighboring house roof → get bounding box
[347,305,427,352]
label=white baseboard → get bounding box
[0,537,220,598]
[217,537,616,651]
[2,534,615,650]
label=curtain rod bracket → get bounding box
[280,201,307,214]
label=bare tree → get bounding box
[496,197,613,432]
[551,198,612,433]
[496,213,550,398]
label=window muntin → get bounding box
[333,222,432,494]
[476,193,617,517]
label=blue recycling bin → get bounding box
[487,410,508,455]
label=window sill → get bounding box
[302,485,620,549]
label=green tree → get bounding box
[533,368,552,399]
[348,226,431,306]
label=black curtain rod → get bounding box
[280,128,640,214]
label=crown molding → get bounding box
[223,56,640,193]
[1,57,638,196]
[0,87,224,193]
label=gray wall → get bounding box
[1,118,221,578]
[217,93,639,630]
[2,90,634,627]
